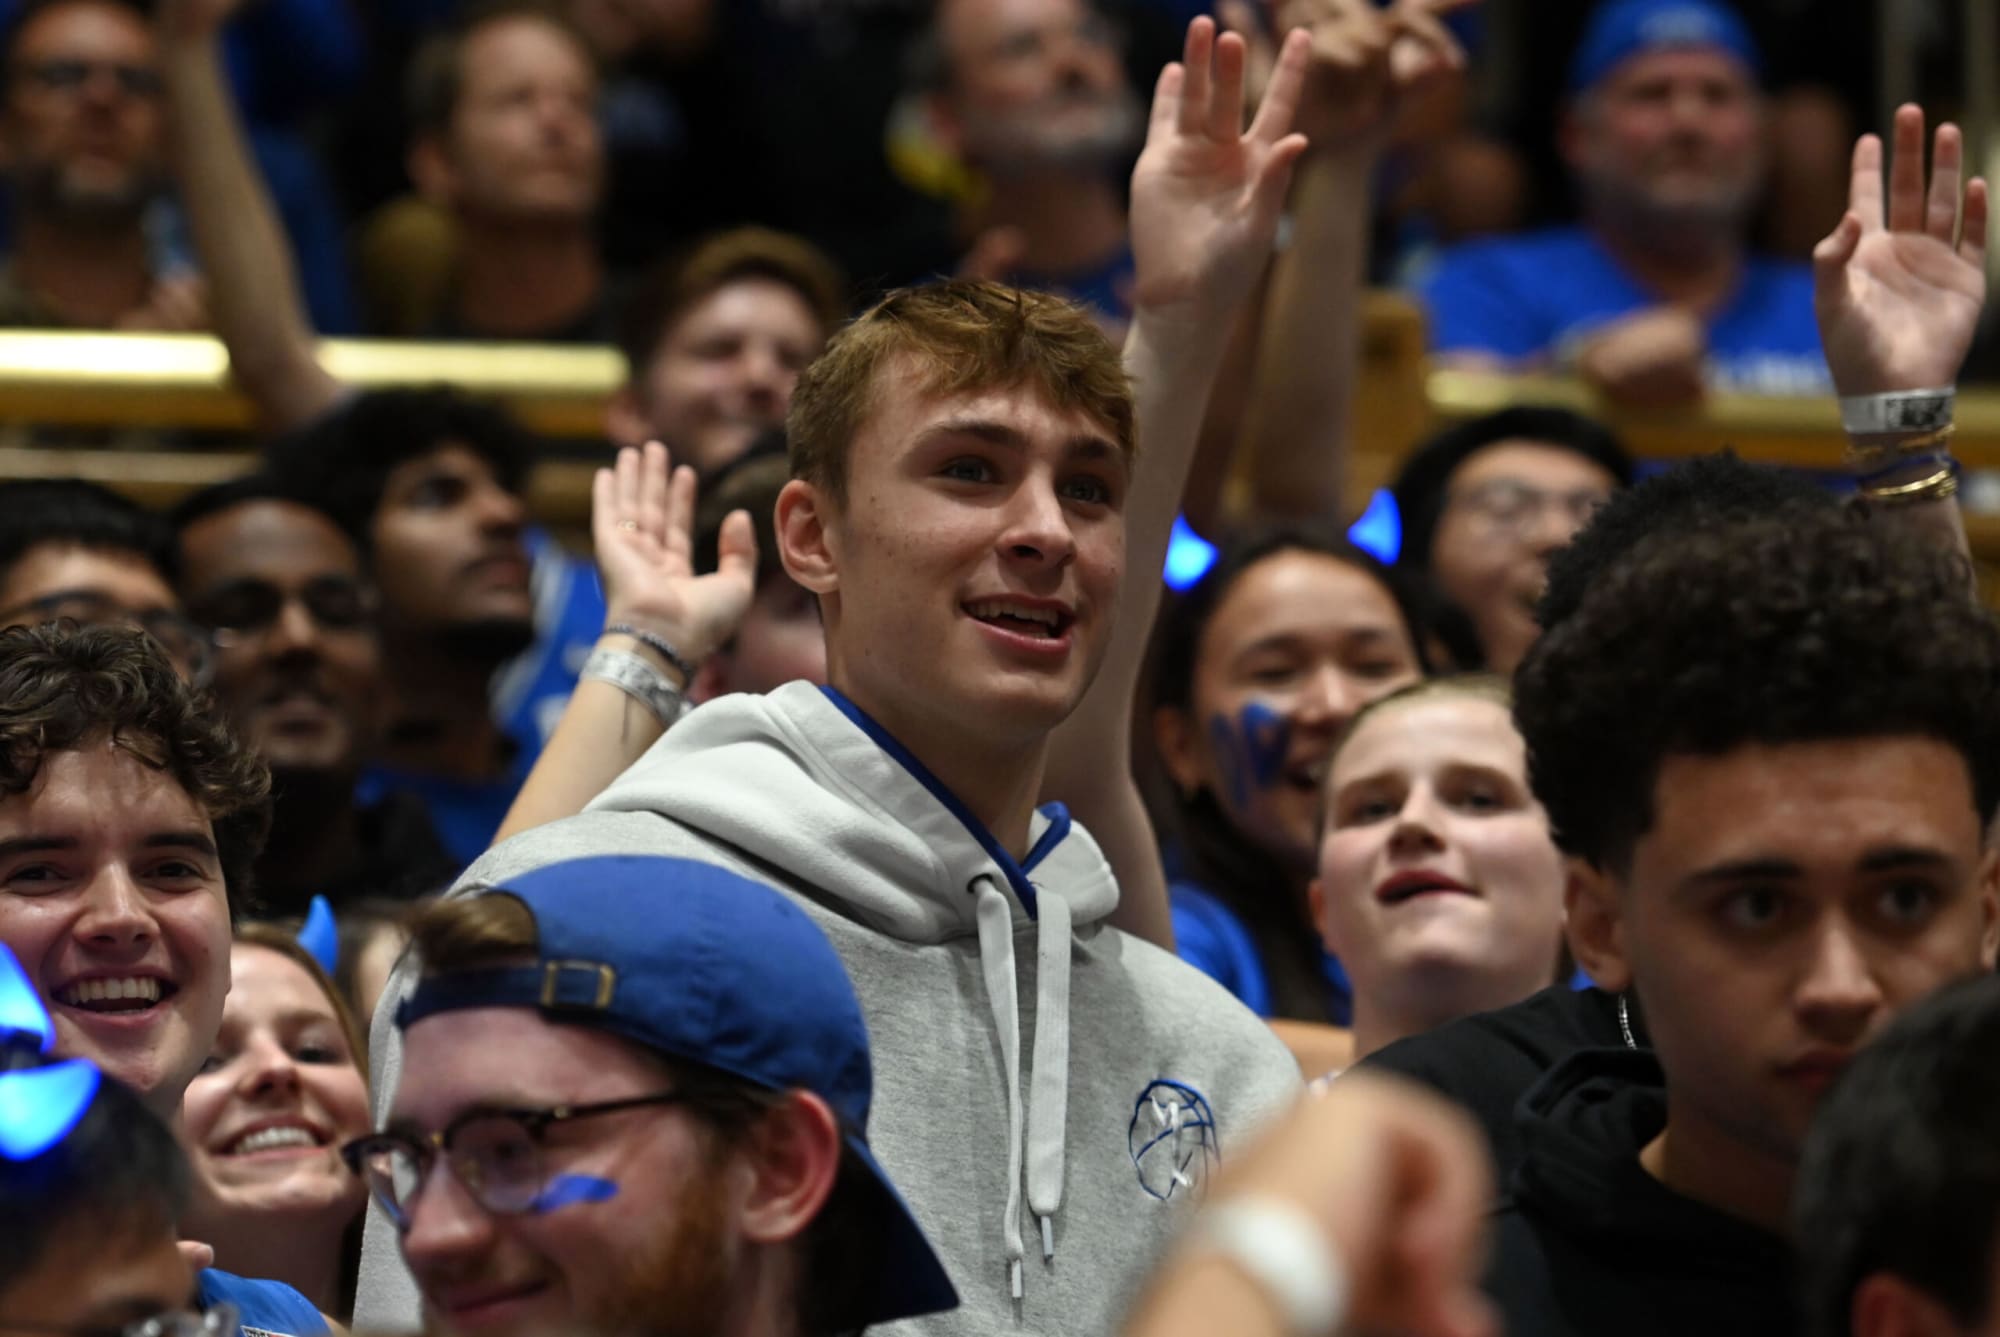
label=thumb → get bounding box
[1813,211,1864,279]
[178,1238,216,1272]
[956,226,1029,284]
[715,508,758,584]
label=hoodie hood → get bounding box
[588,680,1116,1299]
[1511,1048,1791,1274]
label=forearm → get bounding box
[1241,146,1377,520]
[493,633,677,843]
[160,31,339,432]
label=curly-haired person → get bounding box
[1481,508,2000,1337]
[0,623,333,1336]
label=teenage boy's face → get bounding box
[787,362,1128,749]
[369,444,534,641]
[1576,736,2000,1163]
[0,740,231,1115]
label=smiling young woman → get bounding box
[180,925,371,1320]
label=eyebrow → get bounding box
[1683,847,1957,887]
[918,418,1124,464]
[144,831,219,857]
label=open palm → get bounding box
[593,442,755,668]
[1815,105,1989,395]
[1128,18,1310,315]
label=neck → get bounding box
[253,773,363,910]
[970,170,1127,278]
[720,1243,803,1337]
[834,681,1049,858]
[453,214,601,338]
[1587,212,1743,312]
[197,1206,348,1313]
[377,629,512,781]
[1639,1098,1795,1236]
[12,209,150,326]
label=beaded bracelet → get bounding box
[604,622,697,684]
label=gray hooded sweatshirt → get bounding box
[356,681,1301,1335]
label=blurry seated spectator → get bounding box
[0,1024,198,1330]
[1151,524,1427,1029]
[267,392,540,867]
[354,857,960,1336]
[378,1,610,341]
[180,924,372,1318]
[0,0,203,330]
[1420,0,1831,403]
[910,0,1145,330]
[1389,407,1632,672]
[173,479,455,913]
[331,898,408,1034]
[0,478,208,683]
[608,229,848,477]
[1315,676,1567,1067]
[1795,975,2000,1337]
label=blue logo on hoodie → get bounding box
[1129,1080,1218,1201]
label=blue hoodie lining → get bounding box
[820,686,1062,918]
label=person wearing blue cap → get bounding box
[355,20,1310,1336]
[347,855,958,1337]
[1420,0,1829,403]
[0,624,330,1337]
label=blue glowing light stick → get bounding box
[298,895,339,976]
[0,944,101,1160]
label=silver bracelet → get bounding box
[1186,1197,1348,1335]
[1840,387,1954,436]
[580,648,687,728]
[604,622,697,684]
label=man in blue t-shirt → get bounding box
[1420,0,1828,403]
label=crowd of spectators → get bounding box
[2,2,1999,1337]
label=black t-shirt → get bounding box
[1360,985,1647,1182]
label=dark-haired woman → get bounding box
[1150,524,1428,1031]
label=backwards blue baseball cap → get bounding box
[1568,0,1762,94]
[396,855,959,1329]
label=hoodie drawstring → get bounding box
[972,875,1028,1299]
[972,870,1076,1301]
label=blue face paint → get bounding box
[529,1174,620,1213]
[1206,702,1293,812]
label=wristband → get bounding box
[604,622,697,684]
[1840,387,1954,436]
[580,648,687,727]
[1187,1197,1349,1335]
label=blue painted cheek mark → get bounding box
[1206,702,1293,812]
[528,1174,620,1213]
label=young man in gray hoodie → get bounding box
[357,18,1315,1336]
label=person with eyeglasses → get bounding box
[0,0,209,332]
[172,477,455,916]
[0,625,329,1337]
[347,855,958,1337]
[1387,406,1633,673]
[0,479,211,685]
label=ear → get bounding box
[1306,877,1334,950]
[689,647,732,705]
[1977,844,2000,973]
[1851,1272,1964,1337]
[407,134,457,205]
[605,383,651,451]
[737,1090,843,1247]
[1152,703,1204,799]
[775,478,839,597]
[1562,857,1630,993]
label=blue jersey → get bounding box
[1170,880,1353,1026]
[1420,225,1829,395]
[196,1269,327,1337]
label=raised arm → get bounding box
[158,0,342,432]
[1814,104,1988,569]
[495,442,755,843]
[1240,0,1471,521]
[1042,17,1312,947]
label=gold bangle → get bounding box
[1860,462,1960,507]
[1847,424,1957,473]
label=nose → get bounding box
[736,344,789,411]
[73,865,155,951]
[237,1033,301,1100]
[1793,921,1885,1044]
[1294,664,1366,731]
[400,1157,497,1269]
[998,475,1076,570]
[473,481,528,538]
[266,596,322,659]
[1387,785,1447,859]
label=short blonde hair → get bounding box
[786,280,1133,504]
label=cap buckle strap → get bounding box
[539,960,617,1011]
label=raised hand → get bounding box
[1127,16,1311,315]
[592,442,756,677]
[1281,0,1473,150]
[1814,104,1989,395]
